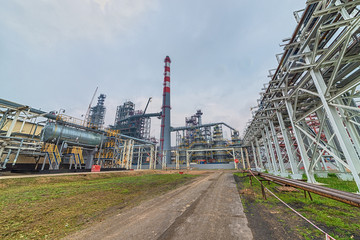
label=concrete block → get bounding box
[279,172,289,178]
[290,174,303,180]
[316,172,328,178]
[336,173,354,181]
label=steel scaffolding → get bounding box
[174,110,240,163]
[113,101,152,140]
[89,94,106,129]
[242,0,360,192]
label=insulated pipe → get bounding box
[171,122,236,132]
[253,171,360,208]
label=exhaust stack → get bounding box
[160,56,171,165]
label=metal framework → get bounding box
[173,110,240,164]
[0,98,157,171]
[89,94,106,129]
[242,0,360,192]
[0,99,49,169]
[113,101,153,140]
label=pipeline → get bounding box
[251,171,360,208]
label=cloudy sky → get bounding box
[0,0,305,140]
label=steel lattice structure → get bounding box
[242,0,360,192]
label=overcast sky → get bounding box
[0,0,305,140]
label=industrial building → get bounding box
[0,56,240,173]
[89,94,106,129]
[113,100,156,142]
[175,110,241,164]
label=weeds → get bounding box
[234,172,360,240]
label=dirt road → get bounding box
[65,172,253,240]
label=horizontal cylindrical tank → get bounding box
[41,123,104,146]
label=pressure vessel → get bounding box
[41,123,104,146]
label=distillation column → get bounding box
[160,56,172,165]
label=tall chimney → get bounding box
[160,56,171,165]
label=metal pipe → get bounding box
[116,112,161,123]
[41,123,104,146]
[171,122,236,132]
[253,171,360,208]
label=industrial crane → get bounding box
[83,87,98,127]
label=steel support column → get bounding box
[309,69,360,189]
[251,141,259,169]
[275,104,300,177]
[285,100,316,183]
[255,137,264,170]
[264,126,279,174]
[269,120,287,177]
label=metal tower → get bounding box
[89,94,106,129]
[160,56,172,165]
[113,101,151,140]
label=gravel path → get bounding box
[65,172,253,240]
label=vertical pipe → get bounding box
[137,147,141,170]
[149,146,154,170]
[139,149,143,170]
[176,151,180,170]
[186,151,190,169]
[154,146,157,169]
[128,140,134,169]
[232,149,237,170]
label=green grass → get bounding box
[0,172,199,240]
[234,172,360,240]
[315,173,359,192]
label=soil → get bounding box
[234,174,315,240]
[64,172,253,240]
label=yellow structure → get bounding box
[42,143,62,169]
[1,120,43,138]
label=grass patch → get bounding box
[315,173,359,193]
[234,172,360,240]
[0,172,199,239]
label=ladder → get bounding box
[42,143,62,170]
[69,147,84,169]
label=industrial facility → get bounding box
[3,0,360,195]
[174,110,242,164]
[0,56,240,173]
[3,2,360,240]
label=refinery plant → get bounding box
[174,110,242,164]
[3,2,360,239]
[0,56,242,172]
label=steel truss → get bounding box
[242,0,360,192]
[0,99,47,168]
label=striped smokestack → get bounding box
[160,56,171,165]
